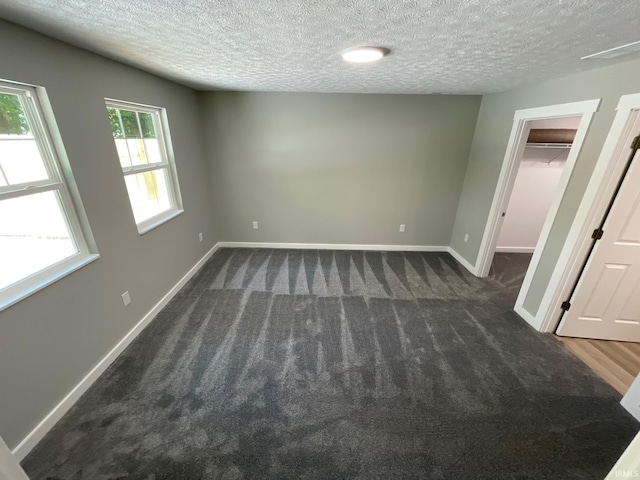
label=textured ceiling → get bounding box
[1,0,640,94]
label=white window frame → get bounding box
[105,99,183,234]
[0,80,99,311]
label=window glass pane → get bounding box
[139,112,156,138]
[144,138,163,163]
[124,168,171,223]
[0,93,29,135]
[0,93,49,185]
[105,100,181,230]
[127,139,145,166]
[0,191,77,290]
[107,107,124,139]
[0,136,49,184]
[123,139,162,166]
[119,109,141,138]
[114,138,131,168]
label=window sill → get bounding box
[137,208,184,235]
[0,252,100,312]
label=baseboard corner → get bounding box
[447,247,480,276]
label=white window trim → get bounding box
[0,253,99,312]
[0,80,99,312]
[105,98,183,235]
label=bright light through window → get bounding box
[105,101,182,232]
[0,81,96,308]
[0,192,76,289]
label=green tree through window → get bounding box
[107,107,124,138]
[0,93,29,135]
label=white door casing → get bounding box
[464,99,599,329]
[621,373,640,421]
[525,93,640,333]
[557,146,640,341]
[0,436,30,480]
[476,99,600,281]
[606,430,640,479]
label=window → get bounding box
[105,100,183,234]
[0,80,98,310]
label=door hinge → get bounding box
[592,228,604,240]
[631,135,640,150]
[561,301,571,311]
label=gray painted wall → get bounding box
[4,12,640,456]
[0,21,217,449]
[450,57,640,317]
[200,91,481,246]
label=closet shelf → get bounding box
[526,142,572,149]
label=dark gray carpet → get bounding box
[23,249,638,479]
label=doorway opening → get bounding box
[551,98,640,399]
[473,99,600,328]
[489,93,640,416]
[492,116,582,327]
[495,116,581,259]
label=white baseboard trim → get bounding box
[11,243,221,461]
[217,241,448,252]
[495,246,536,253]
[447,247,480,276]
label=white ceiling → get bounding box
[1,0,639,94]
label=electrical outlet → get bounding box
[464,233,469,243]
[399,224,406,233]
[253,221,259,230]
[121,291,131,307]
[198,232,203,242]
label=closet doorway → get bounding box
[495,116,581,256]
[473,99,600,328]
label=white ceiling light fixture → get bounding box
[342,47,389,63]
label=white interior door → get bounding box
[557,146,640,341]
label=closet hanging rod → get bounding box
[526,142,572,149]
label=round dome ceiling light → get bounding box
[342,47,388,63]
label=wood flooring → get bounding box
[557,336,640,395]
